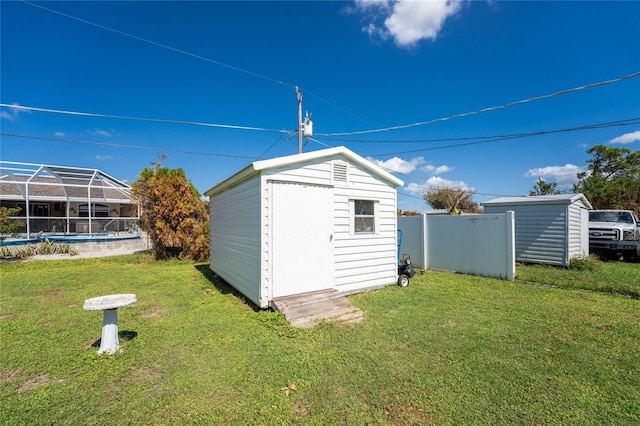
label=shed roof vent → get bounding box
[332,162,348,183]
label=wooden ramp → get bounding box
[271,289,364,328]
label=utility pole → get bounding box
[296,86,303,154]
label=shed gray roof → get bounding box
[482,194,592,209]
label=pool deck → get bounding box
[26,246,150,261]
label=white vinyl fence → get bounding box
[398,212,515,280]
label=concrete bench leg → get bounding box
[98,308,119,354]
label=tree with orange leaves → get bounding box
[132,157,209,261]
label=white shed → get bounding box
[204,146,404,308]
[481,194,592,267]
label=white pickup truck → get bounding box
[589,210,640,261]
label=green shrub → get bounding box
[0,246,14,258]
[0,240,78,259]
[14,245,37,258]
[37,238,57,255]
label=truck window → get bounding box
[589,211,633,223]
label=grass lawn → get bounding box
[516,259,640,298]
[1,255,639,425]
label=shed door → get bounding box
[271,182,334,297]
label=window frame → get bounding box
[78,203,110,218]
[349,199,379,235]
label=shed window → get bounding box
[351,199,378,234]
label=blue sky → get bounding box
[2,0,639,212]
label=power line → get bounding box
[367,118,640,157]
[20,0,295,90]
[398,188,516,202]
[20,0,376,129]
[317,71,640,137]
[0,133,257,159]
[255,134,287,160]
[306,137,333,149]
[3,107,636,159]
[0,103,290,134]
[15,1,640,140]
[323,117,640,143]
[3,104,636,152]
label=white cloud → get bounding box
[355,0,390,10]
[525,164,583,186]
[609,130,640,145]
[422,164,452,175]
[355,0,462,46]
[54,131,65,137]
[96,155,113,161]
[1,103,30,121]
[367,155,425,174]
[91,129,112,137]
[406,175,472,193]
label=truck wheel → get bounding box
[624,250,640,263]
[398,274,409,287]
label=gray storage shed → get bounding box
[482,194,592,266]
[204,146,404,309]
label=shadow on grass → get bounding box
[194,264,261,312]
[90,330,138,348]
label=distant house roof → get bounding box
[482,194,592,209]
[0,161,133,203]
[205,146,404,197]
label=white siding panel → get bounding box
[262,161,331,186]
[335,270,397,293]
[333,163,398,293]
[567,204,589,259]
[210,176,263,306]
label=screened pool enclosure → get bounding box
[0,161,140,238]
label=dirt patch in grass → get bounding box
[385,402,433,424]
[293,395,312,417]
[124,365,168,394]
[138,305,166,321]
[39,286,64,300]
[2,369,55,393]
[1,368,24,384]
[0,312,20,321]
[18,374,50,392]
[130,365,163,382]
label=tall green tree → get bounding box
[573,145,640,215]
[423,186,481,214]
[530,177,562,196]
[132,161,209,261]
